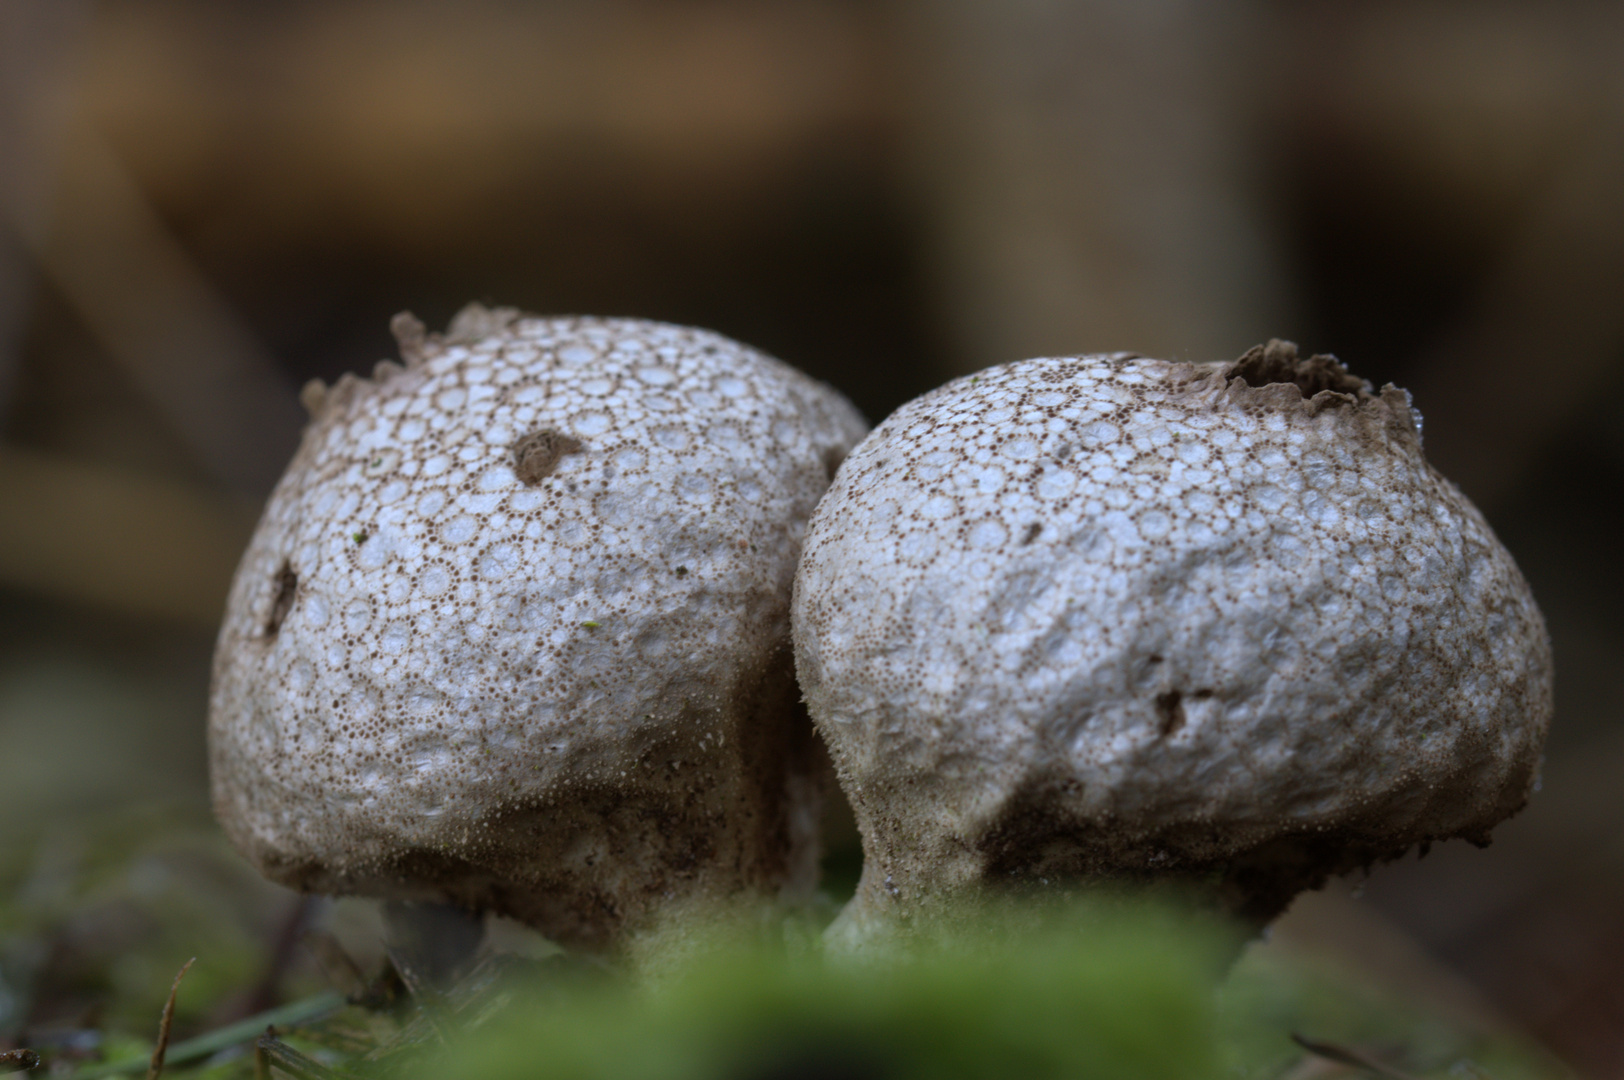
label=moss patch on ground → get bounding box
[0,809,1573,1080]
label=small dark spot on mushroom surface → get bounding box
[1154,690,1185,737]
[675,566,689,577]
[513,429,583,485]
[266,563,298,636]
[1022,523,1042,545]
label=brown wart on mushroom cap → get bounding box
[793,340,1552,946]
[209,305,866,952]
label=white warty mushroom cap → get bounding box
[793,344,1552,929]
[210,307,866,948]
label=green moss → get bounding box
[1,816,1572,1080]
[415,902,1228,1080]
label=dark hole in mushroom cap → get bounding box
[822,446,848,484]
[1154,690,1185,737]
[1232,339,1368,399]
[513,429,583,485]
[266,563,298,636]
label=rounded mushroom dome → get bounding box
[210,306,866,949]
[793,342,1552,934]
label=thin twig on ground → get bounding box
[66,991,346,1080]
[1290,1033,1422,1080]
[254,1033,357,1080]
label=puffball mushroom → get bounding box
[209,305,866,951]
[794,341,1552,943]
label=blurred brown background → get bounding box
[1,1,1620,1075]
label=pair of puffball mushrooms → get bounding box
[209,305,1552,959]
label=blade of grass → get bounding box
[67,991,346,1080]
[1290,1033,1421,1080]
[254,1033,360,1080]
[145,956,195,1080]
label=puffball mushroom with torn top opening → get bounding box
[208,305,866,952]
[793,340,1552,947]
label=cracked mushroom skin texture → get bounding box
[209,306,866,951]
[793,341,1552,942]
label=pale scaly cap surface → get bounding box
[794,341,1552,939]
[210,306,866,950]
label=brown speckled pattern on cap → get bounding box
[209,307,866,949]
[793,344,1552,941]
